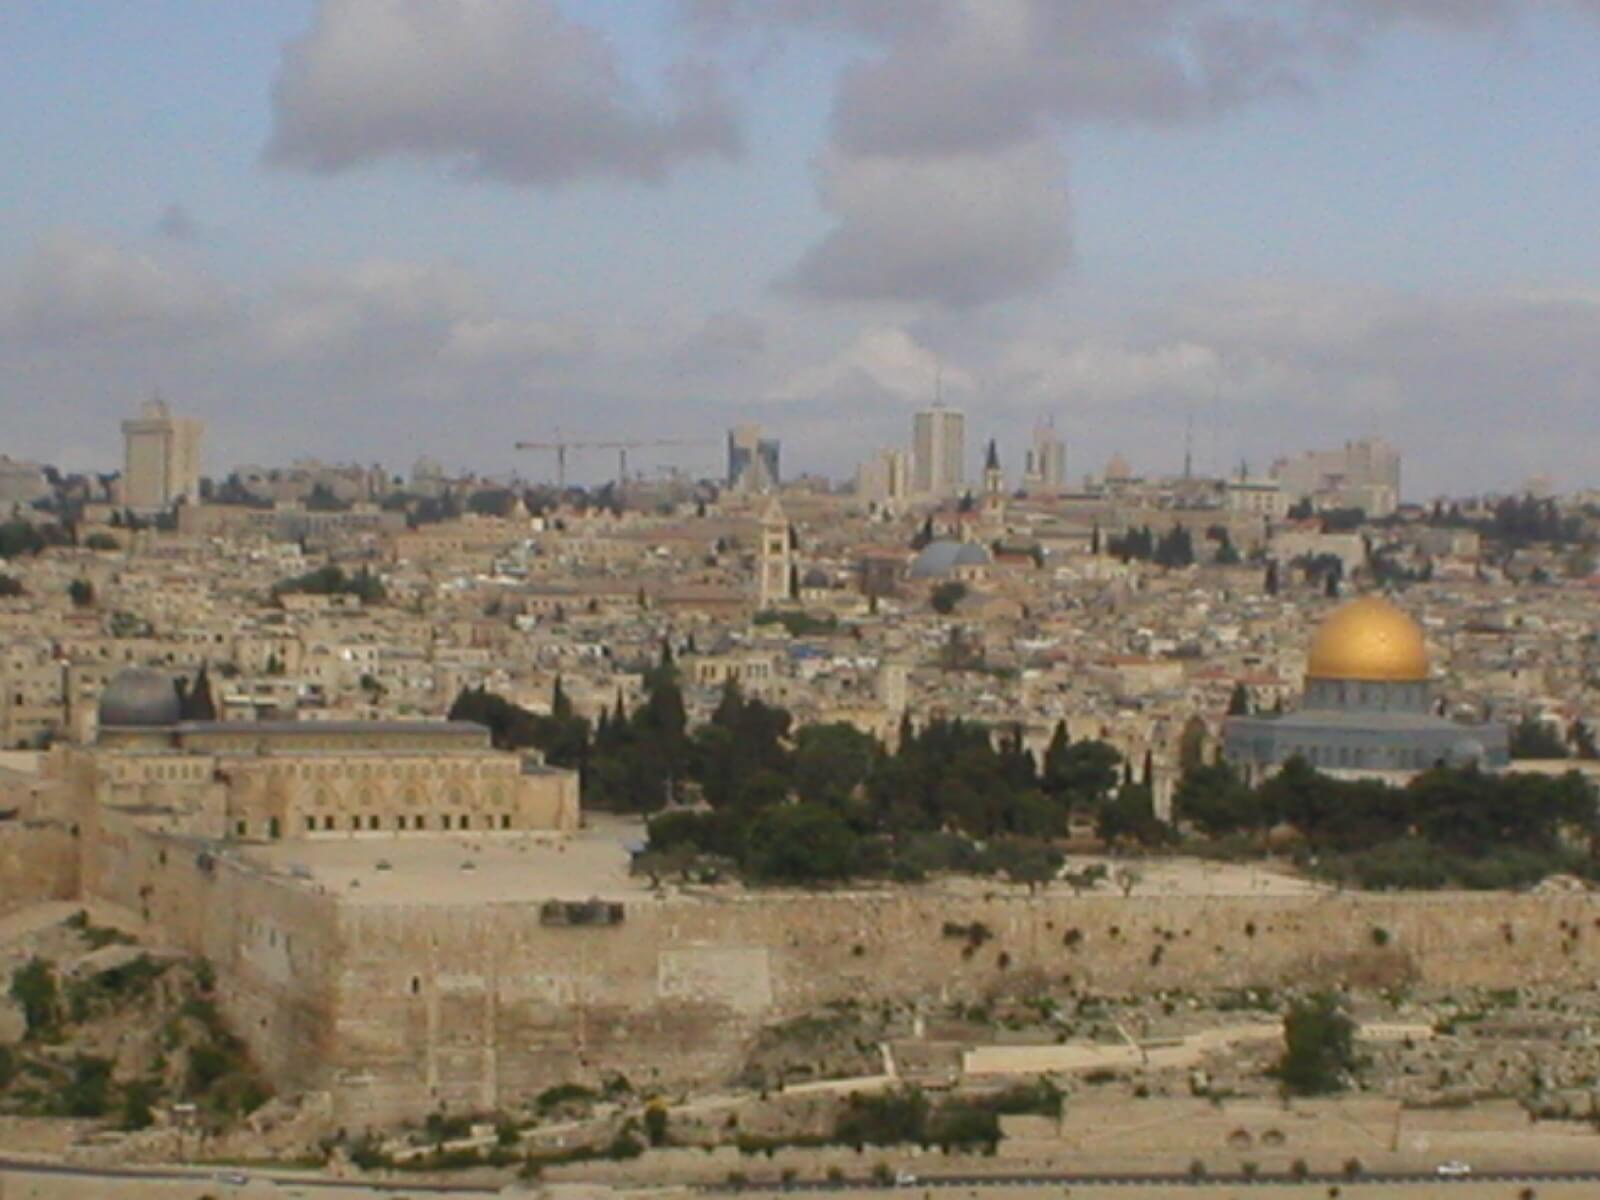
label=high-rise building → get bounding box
[1022,420,1067,494]
[727,424,780,493]
[855,448,911,512]
[121,396,203,511]
[912,406,965,498]
[1271,437,1401,517]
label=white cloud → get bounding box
[442,315,590,365]
[770,326,973,405]
[266,0,741,186]
[781,139,1071,308]
[1,231,232,345]
[154,203,200,243]
[255,259,486,364]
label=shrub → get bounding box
[9,958,58,1038]
[536,1082,596,1110]
[1276,993,1357,1096]
[644,1104,669,1146]
[120,1079,159,1130]
[835,1088,929,1147]
[62,1055,113,1117]
[605,1132,644,1160]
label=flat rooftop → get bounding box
[238,825,1322,908]
[241,814,650,906]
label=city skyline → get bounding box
[3,2,1600,494]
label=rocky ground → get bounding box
[0,905,280,1158]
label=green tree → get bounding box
[68,578,95,608]
[62,1055,113,1117]
[742,803,860,884]
[9,957,58,1037]
[1097,782,1172,847]
[1044,739,1122,810]
[1510,714,1567,759]
[835,1087,929,1147]
[181,664,217,721]
[1175,761,1264,837]
[119,1078,158,1130]
[1226,683,1252,716]
[1276,993,1357,1095]
[930,580,968,614]
[792,723,879,815]
[986,837,1063,892]
[644,1103,669,1146]
[1177,716,1209,774]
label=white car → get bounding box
[1435,1160,1472,1177]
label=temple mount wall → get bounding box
[322,886,1600,1125]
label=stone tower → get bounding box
[757,497,791,610]
[981,438,1005,525]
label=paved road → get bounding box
[709,1167,1600,1191]
[8,1155,1600,1197]
[0,1155,505,1195]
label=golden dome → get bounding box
[1305,595,1428,682]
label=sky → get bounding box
[2,0,1599,497]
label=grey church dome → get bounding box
[909,540,991,580]
[98,668,182,728]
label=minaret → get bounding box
[757,497,791,609]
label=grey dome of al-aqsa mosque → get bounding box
[98,668,182,729]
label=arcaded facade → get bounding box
[71,669,579,842]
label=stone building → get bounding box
[67,668,579,842]
[1224,595,1510,781]
[121,397,203,511]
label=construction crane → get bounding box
[514,436,715,489]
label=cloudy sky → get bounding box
[3,0,1599,496]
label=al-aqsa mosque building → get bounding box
[1224,595,1509,781]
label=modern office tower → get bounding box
[856,448,911,510]
[912,405,965,498]
[727,424,780,493]
[1022,420,1067,494]
[121,396,203,511]
[1271,437,1402,517]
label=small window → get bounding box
[460,814,471,830]
[501,814,511,830]
[235,820,247,837]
